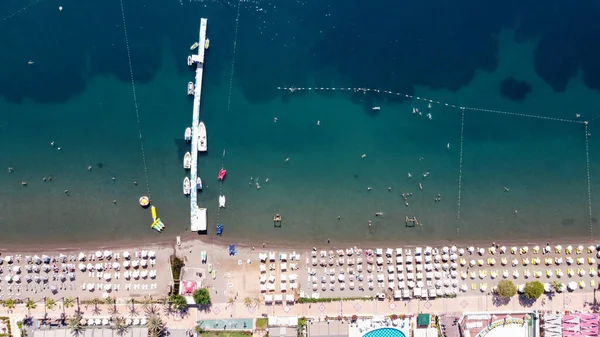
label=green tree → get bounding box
[169,294,188,311]
[111,316,130,337]
[253,296,261,308]
[46,298,57,311]
[550,280,562,292]
[25,299,37,314]
[496,280,517,298]
[67,315,85,337]
[243,297,252,308]
[146,314,165,337]
[192,288,211,306]
[3,299,16,310]
[63,297,75,310]
[523,281,544,300]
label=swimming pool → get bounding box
[363,327,407,337]
[198,318,253,331]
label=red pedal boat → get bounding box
[218,168,227,181]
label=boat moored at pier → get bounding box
[187,81,194,95]
[198,122,207,152]
[183,177,191,195]
[183,152,191,169]
[184,127,192,141]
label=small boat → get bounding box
[183,177,191,195]
[196,176,202,190]
[183,152,191,169]
[151,205,157,221]
[187,81,194,95]
[205,38,210,50]
[198,122,207,152]
[187,55,193,66]
[27,60,35,65]
[372,106,381,111]
[190,42,199,50]
[218,168,226,181]
[216,224,223,236]
[139,196,150,208]
[151,218,166,232]
[184,127,192,141]
[219,195,226,208]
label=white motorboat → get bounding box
[372,106,381,111]
[183,152,191,169]
[187,55,193,66]
[205,38,210,50]
[196,177,202,190]
[190,42,199,50]
[198,122,207,152]
[187,81,194,95]
[184,127,192,141]
[219,195,226,208]
[183,177,191,195]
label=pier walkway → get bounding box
[190,18,208,233]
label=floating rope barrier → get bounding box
[457,108,465,220]
[119,0,151,197]
[1,0,42,24]
[276,86,588,124]
[217,0,242,224]
[585,124,593,239]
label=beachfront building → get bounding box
[541,312,599,337]
[179,267,205,304]
[268,316,299,337]
[460,312,537,337]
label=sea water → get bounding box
[0,0,598,246]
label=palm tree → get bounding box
[63,297,74,316]
[3,299,16,311]
[25,299,37,315]
[243,297,252,308]
[146,314,165,337]
[46,298,57,311]
[111,316,130,337]
[67,315,85,337]
[91,298,102,316]
[253,296,261,309]
[227,297,235,308]
[141,296,153,311]
[194,321,205,334]
[144,304,158,316]
[108,305,119,317]
[75,297,81,316]
[128,299,138,317]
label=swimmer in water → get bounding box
[50,141,55,147]
[361,154,367,158]
[316,120,320,126]
[273,117,278,123]
[408,173,412,178]
[285,158,290,162]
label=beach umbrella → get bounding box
[513,270,520,278]
[87,283,94,291]
[150,270,157,278]
[579,281,586,289]
[450,246,457,253]
[141,250,148,258]
[434,255,442,262]
[489,247,496,255]
[12,266,20,273]
[24,256,32,263]
[490,258,496,266]
[141,270,148,278]
[50,285,57,293]
[25,275,31,282]
[69,273,75,280]
[104,273,111,281]
[450,253,458,261]
[25,265,33,273]
[58,273,65,281]
[80,319,86,325]
[133,270,140,279]
[79,263,86,271]
[78,253,86,261]
[478,248,485,255]
[33,255,41,264]
[458,248,465,255]
[95,251,102,259]
[589,257,596,265]
[95,263,103,271]
[510,247,517,254]
[578,269,586,276]
[502,270,508,278]
[148,251,156,258]
[4,275,11,282]
[104,284,111,291]
[544,283,551,292]
[0,257,3,265]
[133,318,140,325]
[112,262,120,270]
[103,250,112,258]
[123,251,131,259]
[41,255,50,263]
[460,284,467,292]
[34,275,40,283]
[124,271,130,279]
[58,253,67,262]
[522,246,529,253]
[41,275,48,282]
[441,246,449,254]
[94,319,101,326]
[140,318,147,325]
[102,318,109,325]
[86,263,93,270]
[523,258,530,266]
[140,260,148,267]
[468,246,475,254]
[13,275,20,282]
[518,284,525,293]
[4,256,12,263]
[132,260,139,268]
[442,263,449,271]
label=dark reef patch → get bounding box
[500,77,532,101]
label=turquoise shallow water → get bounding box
[0,0,599,246]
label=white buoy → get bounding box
[59,6,63,12]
